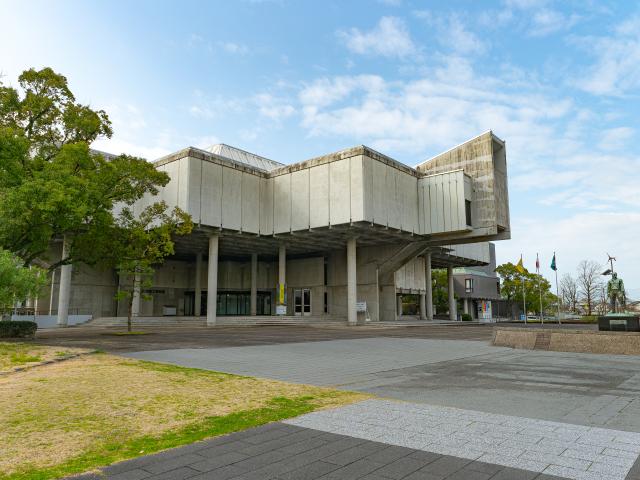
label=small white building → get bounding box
[47,130,510,326]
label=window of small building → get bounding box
[465,200,472,227]
[465,278,474,293]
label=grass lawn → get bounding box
[0,349,368,480]
[0,342,90,373]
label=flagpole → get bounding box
[537,253,543,326]
[522,275,527,324]
[554,251,561,325]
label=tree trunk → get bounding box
[127,294,133,333]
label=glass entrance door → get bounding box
[293,289,311,316]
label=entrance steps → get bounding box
[85,315,347,327]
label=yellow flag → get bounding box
[516,256,525,274]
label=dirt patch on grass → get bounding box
[0,354,368,478]
[0,342,90,373]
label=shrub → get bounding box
[0,321,38,338]
[461,313,473,321]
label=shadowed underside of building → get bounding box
[44,130,510,327]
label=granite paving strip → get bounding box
[284,399,640,480]
[65,422,566,479]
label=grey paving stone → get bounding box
[145,466,200,480]
[319,458,386,479]
[275,460,341,480]
[446,468,492,480]
[419,456,472,476]
[188,464,248,480]
[323,446,378,466]
[488,467,539,480]
[141,454,205,474]
[189,452,249,473]
[365,445,415,464]
[369,456,425,479]
[105,470,152,480]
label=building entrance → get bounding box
[184,291,272,316]
[293,288,311,316]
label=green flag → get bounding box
[550,253,557,271]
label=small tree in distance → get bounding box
[111,203,193,332]
[0,249,46,320]
[576,260,602,316]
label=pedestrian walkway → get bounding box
[69,420,567,480]
[285,399,640,480]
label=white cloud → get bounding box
[416,13,487,55]
[599,127,634,150]
[254,93,295,121]
[337,17,417,58]
[574,15,640,95]
[529,9,580,36]
[219,42,249,55]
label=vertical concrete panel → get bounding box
[371,160,387,225]
[187,157,202,224]
[362,156,374,222]
[291,169,310,231]
[329,159,350,225]
[274,174,291,233]
[241,173,260,233]
[435,181,444,233]
[259,177,273,234]
[387,167,400,229]
[161,161,180,209]
[200,162,222,227]
[350,155,365,222]
[443,174,452,232]
[177,157,189,211]
[309,164,329,228]
[221,167,242,230]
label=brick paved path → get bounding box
[68,421,568,480]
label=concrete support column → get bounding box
[419,294,426,320]
[278,245,286,314]
[49,269,56,316]
[425,252,433,321]
[194,253,202,316]
[207,235,219,326]
[131,273,141,317]
[347,237,357,326]
[56,235,72,327]
[397,294,403,318]
[447,265,457,321]
[463,298,469,315]
[250,253,258,316]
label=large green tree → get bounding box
[495,262,556,317]
[0,67,169,267]
[110,203,193,332]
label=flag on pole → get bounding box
[550,253,557,271]
[516,255,525,274]
[536,253,540,273]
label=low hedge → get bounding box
[0,320,38,338]
[461,313,473,321]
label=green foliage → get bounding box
[0,249,46,316]
[0,321,38,338]
[432,269,455,314]
[496,262,557,315]
[109,203,193,331]
[461,313,472,321]
[0,67,169,266]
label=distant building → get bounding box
[453,243,501,320]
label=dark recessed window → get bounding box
[465,200,472,227]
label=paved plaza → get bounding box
[59,328,640,479]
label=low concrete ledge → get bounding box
[492,327,640,355]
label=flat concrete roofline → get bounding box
[417,130,505,169]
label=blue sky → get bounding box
[2,0,640,290]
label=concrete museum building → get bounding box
[49,130,510,327]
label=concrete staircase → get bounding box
[85,315,347,327]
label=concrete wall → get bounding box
[395,257,426,293]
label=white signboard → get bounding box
[276,305,287,315]
[356,301,367,313]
